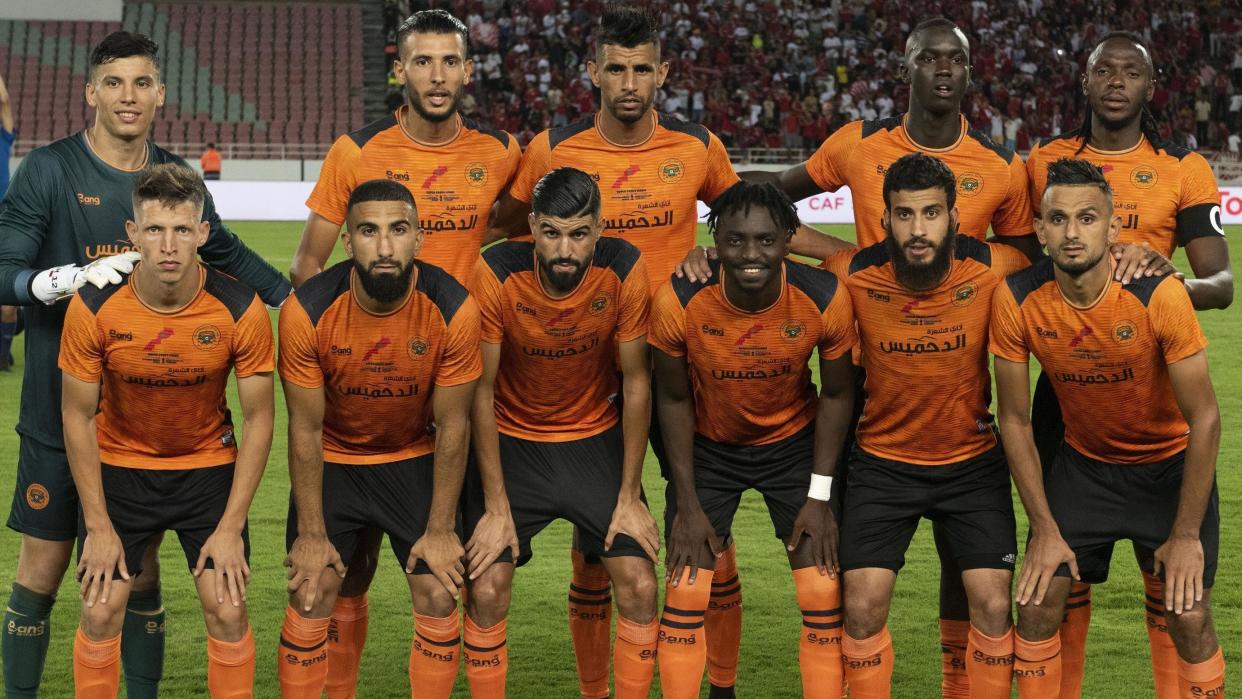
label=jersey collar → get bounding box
[1081,134,1147,157]
[395,106,464,148]
[899,114,967,153]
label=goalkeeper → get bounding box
[0,31,290,698]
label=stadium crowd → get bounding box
[386,0,1242,152]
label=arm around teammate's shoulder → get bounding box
[198,196,293,306]
[290,212,344,288]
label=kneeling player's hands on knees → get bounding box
[195,528,251,607]
[606,497,661,563]
[787,499,839,578]
[408,531,466,598]
[666,507,722,586]
[465,508,520,579]
[1017,530,1079,606]
[78,525,129,607]
[1152,534,1205,615]
[285,533,346,612]
[674,245,716,283]
[1111,242,1180,284]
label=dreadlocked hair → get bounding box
[1074,31,1164,154]
[706,182,799,237]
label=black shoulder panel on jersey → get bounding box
[415,260,471,324]
[295,260,352,326]
[954,235,993,266]
[348,114,399,148]
[657,113,710,148]
[1159,142,1192,161]
[77,275,130,314]
[549,115,595,150]
[965,129,1016,164]
[860,115,902,139]
[203,267,259,322]
[1005,257,1055,306]
[1035,131,1082,149]
[785,260,839,313]
[1120,273,1164,307]
[461,116,510,149]
[481,241,535,284]
[848,241,891,275]
[671,259,719,308]
[592,237,642,281]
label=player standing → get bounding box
[0,32,290,699]
[61,164,274,698]
[277,180,479,699]
[991,158,1225,698]
[650,182,856,699]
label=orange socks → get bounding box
[966,625,1014,698]
[1014,633,1060,698]
[410,612,460,699]
[657,569,713,699]
[73,628,121,699]
[1058,582,1091,698]
[613,615,658,699]
[326,594,369,699]
[207,627,256,698]
[938,619,970,698]
[464,615,507,698]
[1178,647,1226,698]
[792,567,843,698]
[278,607,331,698]
[568,550,612,699]
[1142,573,1180,699]
[707,543,742,689]
[841,625,893,699]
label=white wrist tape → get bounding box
[808,474,833,501]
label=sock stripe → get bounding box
[279,635,326,653]
[568,595,613,606]
[662,605,706,617]
[710,585,741,598]
[659,617,705,630]
[803,619,844,630]
[942,644,967,653]
[1065,599,1091,610]
[1016,649,1061,663]
[801,607,843,617]
[415,633,461,648]
[1144,594,1163,606]
[1145,604,1166,617]
[569,583,611,595]
[711,575,739,588]
[1067,587,1090,600]
[464,640,507,653]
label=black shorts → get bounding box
[663,425,820,543]
[8,436,78,541]
[838,444,1017,573]
[286,455,453,576]
[1047,445,1220,587]
[76,463,246,578]
[462,424,647,567]
[1031,372,1064,471]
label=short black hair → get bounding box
[132,163,206,213]
[346,179,417,216]
[90,31,160,77]
[597,4,660,54]
[905,18,969,58]
[882,153,958,211]
[531,168,601,220]
[706,182,799,236]
[1044,158,1113,199]
[396,9,469,58]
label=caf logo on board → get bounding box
[465,162,488,187]
[1112,320,1137,344]
[957,173,984,197]
[658,158,684,183]
[193,325,220,350]
[951,282,978,307]
[409,337,429,357]
[1129,167,1157,189]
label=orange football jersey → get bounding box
[825,237,1029,465]
[648,259,856,446]
[806,115,1034,247]
[59,265,274,470]
[278,260,482,464]
[1026,135,1223,258]
[510,112,739,293]
[307,109,522,281]
[470,237,649,440]
[991,259,1207,464]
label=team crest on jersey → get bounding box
[781,320,805,340]
[951,282,978,307]
[590,292,610,314]
[25,483,49,511]
[465,162,488,187]
[1129,167,1157,189]
[658,158,685,183]
[409,337,430,357]
[957,173,984,197]
[193,325,220,350]
[1112,319,1137,344]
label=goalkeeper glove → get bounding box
[29,251,142,304]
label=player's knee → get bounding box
[1166,603,1217,657]
[79,600,126,639]
[1015,603,1062,641]
[413,579,458,618]
[843,586,890,638]
[466,571,512,626]
[611,564,657,622]
[15,537,74,594]
[202,599,249,640]
[969,590,1013,634]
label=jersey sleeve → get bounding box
[991,155,1036,237]
[435,296,483,387]
[276,297,324,389]
[197,193,293,308]
[1148,278,1208,364]
[58,295,104,382]
[507,131,552,204]
[468,258,506,344]
[616,256,651,342]
[647,282,688,357]
[0,149,59,305]
[1174,152,1224,247]
[231,296,276,378]
[821,248,855,278]
[988,283,1030,362]
[817,283,857,360]
[804,121,859,193]
[305,136,362,226]
[698,132,741,204]
[987,242,1033,278]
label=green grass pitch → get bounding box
[0,223,1237,697]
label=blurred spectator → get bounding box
[201,143,222,181]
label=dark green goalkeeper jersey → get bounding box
[0,131,292,448]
